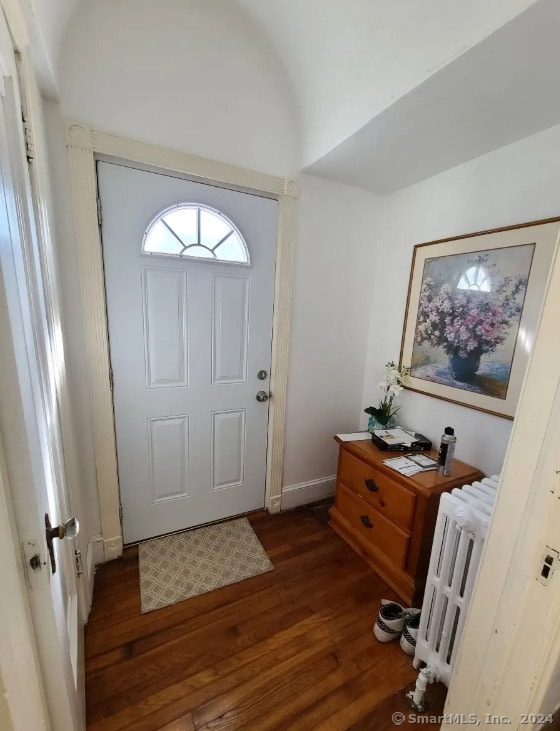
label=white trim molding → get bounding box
[66,124,121,561]
[65,121,298,557]
[89,535,105,567]
[266,180,298,514]
[103,535,124,562]
[281,476,336,511]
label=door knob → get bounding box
[45,514,80,574]
[256,391,269,402]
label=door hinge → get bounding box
[22,119,34,162]
[97,196,103,228]
[538,547,559,585]
[109,366,114,391]
[119,503,123,525]
[74,549,84,577]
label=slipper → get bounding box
[400,612,421,655]
[373,599,419,642]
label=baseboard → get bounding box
[84,535,103,620]
[103,534,123,561]
[281,476,336,511]
[267,494,281,514]
[90,534,104,566]
[83,535,120,618]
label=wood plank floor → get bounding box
[85,504,445,730]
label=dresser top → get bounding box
[335,435,484,496]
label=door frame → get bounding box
[65,121,298,560]
[444,226,560,725]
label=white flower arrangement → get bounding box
[365,361,410,426]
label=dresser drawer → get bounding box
[335,483,409,568]
[339,450,416,531]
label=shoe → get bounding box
[373,599,419,642]
[400,612,421,655]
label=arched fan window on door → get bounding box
[142,203,250,265]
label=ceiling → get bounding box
[26,0,556,192]
[25,0,77,93]
[307,0,560,193]
[235,0,539,166]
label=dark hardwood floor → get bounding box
[85,504,445,730]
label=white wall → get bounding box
[361,124,560,476]
[282,174,379,505]
[58,0,300,177]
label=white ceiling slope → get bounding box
[25,0,78,94]
[26,0,550,188]
[307,0,560,194]
[31,0,536,160]
[236,0,539,165]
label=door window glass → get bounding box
[143,204,250,265]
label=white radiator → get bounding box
[408,475,500,711]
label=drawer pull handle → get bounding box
[360,514,373,529]
[364,478,378,492]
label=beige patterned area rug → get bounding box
[138,517,273,613]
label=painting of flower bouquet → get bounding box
[412,246,533,398]
[399,219,560,418]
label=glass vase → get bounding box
[367,415,397,432]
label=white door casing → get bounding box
[66,123,298,558]
[0,12,84,730]
[98,162,277,542]
[444,227,560,724]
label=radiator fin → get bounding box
[413,475,499,687]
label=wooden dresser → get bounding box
[329,436,483,606]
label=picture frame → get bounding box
[399,217,560,419]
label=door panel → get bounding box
[212,409,246,489]
[148,415,190,502]
[98,162,278,543]
[212,274,249,384]
[142,266,188,388]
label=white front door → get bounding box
[0,13,84,729]
[98,162,278,543]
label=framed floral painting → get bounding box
[399,218,560,418]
